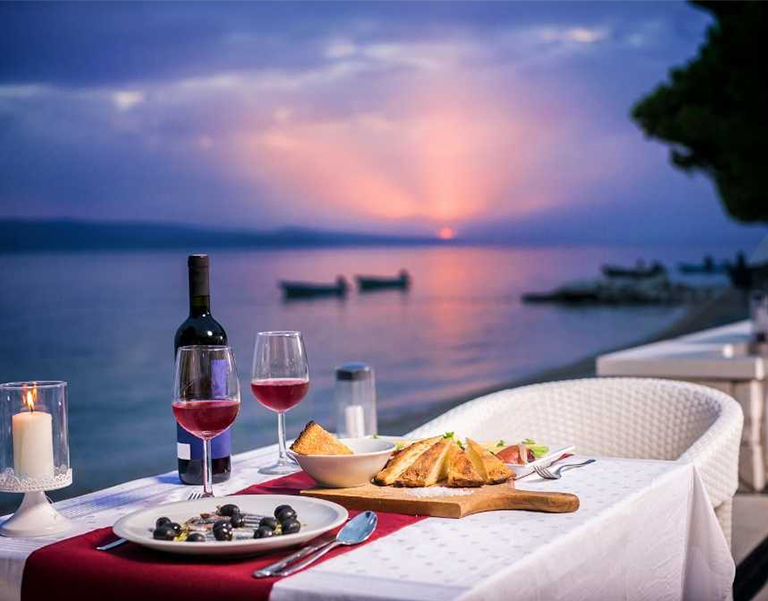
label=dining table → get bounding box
[0,443,734,601]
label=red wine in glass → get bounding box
[250,378,309,412]
[252,331,309,475]
[172,400,240,440]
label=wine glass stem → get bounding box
[277,411,288,463]
[202,438,214,497]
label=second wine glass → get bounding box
[251,331,309,475]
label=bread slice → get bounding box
[445,443,484,487]
[373,436,442,485]
[466,438,514,484]
[395,439,452,487]
[289,421,353,455]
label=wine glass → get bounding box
[251,331,309,475]
[173,345,240,497]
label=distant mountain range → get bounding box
[0,219,444,252]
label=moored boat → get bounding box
[601,260,666,279]
[280,277,348,299]
[355,270,410,291]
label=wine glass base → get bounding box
[259,458,300,475]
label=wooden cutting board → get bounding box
[300,481,579,518]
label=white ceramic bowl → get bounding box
[288,437,396,488]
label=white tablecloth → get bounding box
[0,448,734,601]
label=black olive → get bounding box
[230,513,246,528]
[212,521,233,541]
[155,516,172,529]
[274,504,294,520]
[187,532,206,543]
[255,526,275,539]
[276,507,297,522]
[153,526,176,541]
[168,522,183,535]
[259,517,278,530]
[281,519,301,535]
[218,504,240,517]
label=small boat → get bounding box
[601,260,666,279]
[355,270,410,292]
[678,256,730,274]
[280,277,348,299]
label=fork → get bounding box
[96,490,205,551]
[533,459,596,480]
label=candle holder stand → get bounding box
[0,381,73,537]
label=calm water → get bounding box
[0,244,734,501]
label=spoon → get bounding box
[253,510,378,578]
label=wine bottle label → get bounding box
[176,424,231,460]
[177,442,191,461]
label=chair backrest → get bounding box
[407,378,737,461]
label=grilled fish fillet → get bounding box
[373,436,442,485]
[445,443,484,487]
[290,421,353,455]
[466,438,514,484]
[395,439,452,487]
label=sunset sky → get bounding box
[0,2,763,245]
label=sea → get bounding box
[0,243,736,505]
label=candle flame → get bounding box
[24,388,36,412]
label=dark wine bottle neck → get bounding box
[189,295,211,318]
[188,258,212,318]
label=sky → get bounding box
[0,1,763,245]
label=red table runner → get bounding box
[21,472,425,601]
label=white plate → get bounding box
[113,494,348,556]
[506,445,576,478]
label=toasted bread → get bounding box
[289,421,353,455]
[373,436,442,485]
[466,438,513,484]
[445,443,484,487]
[395,439,452,487]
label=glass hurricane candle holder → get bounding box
[0,381,73,537]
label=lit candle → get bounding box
[12,388,54,479]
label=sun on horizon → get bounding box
[438,227,455,240]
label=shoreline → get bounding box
[381,288,750,435]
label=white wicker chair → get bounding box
[406,378,744,547]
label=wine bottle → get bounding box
[174,254,232,484]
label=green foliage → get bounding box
[631,1,768,223]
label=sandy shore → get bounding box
[381,288,750,435]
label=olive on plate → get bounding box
[218,504,240,517]
[212,520,234,541]
[259,516,278,531]
[153,526,177,541]
[155,516,172,529]
[254,526,275,539]
[187,532,206,543]
[230,513,246,528]
[275,505,296,522]
[168,522,183,535]
[281,519,301,535]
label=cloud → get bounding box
[112,90,145,111]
